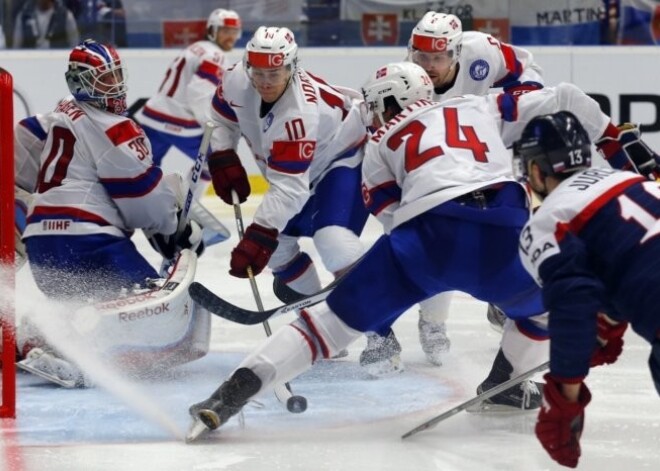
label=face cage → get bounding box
[77,62,128,100]
[511,151,529,183]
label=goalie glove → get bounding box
[590,314,628,367]
[536,374,592,469]
[148,218,205,260]
[596,123,660,180]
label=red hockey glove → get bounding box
[229,223,279,278]
[536,374,592,469]
[208,150,250,205]
[502,80,544,96]
[596,123,660,180]
[590,315,628,367]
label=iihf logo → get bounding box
[263,112,274,132]
[469,60,490,81]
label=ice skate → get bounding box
[16,348,89,388]
[467,349,543,412]
[418,318,450,366]
[186,368,262,443]
[486,304,507,333]
[359,329,404,378]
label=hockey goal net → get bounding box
[0,67,16,419]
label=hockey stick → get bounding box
[158,121,217,276]
[231,190,307,414]
[188,278,336,325]
[401,361,550,440]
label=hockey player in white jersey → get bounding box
[408,11,543,102]
[361,12,546,374]
[185,62,659,438]
[205,27,369,302]
[137,9,241,173]
[17,40,209,387]
[513,112,660,467]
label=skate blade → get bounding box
[185,419,210,443]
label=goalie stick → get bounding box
[401,360,550,440]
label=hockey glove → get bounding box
[502,80,544,96]
[229,223,278,278]
[596,123,660,180]
[536,374,592,469]
[590,314,628,367]
[148,220,205,260]
[208,150,250,205]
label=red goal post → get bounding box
[0,67,16,419]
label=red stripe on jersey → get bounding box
[105,120,143,146]
[499,43,521,77]
[554,177,645,242]
[269,140,316,174]
[29,205,112,226]
[198,60,222,79]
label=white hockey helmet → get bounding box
[206,8,242,41]
[361,62,433,126]
[245,26,298,71]
[409,12,463,64]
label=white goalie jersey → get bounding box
[362,83,611,230]
[137,40,230,137]
[22,97,180,240]
[209,61,368,231]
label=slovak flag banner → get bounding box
[619,0,660,44]
[361,13,399,45]
[162,20,206,47]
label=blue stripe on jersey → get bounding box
[195,70,221,85]
[211,93,238,122]
[497,93,518,122]
[273,252,313,283]
[100,166,163,199]
[20,116,48,140]
[366,181,401,215]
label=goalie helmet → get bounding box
[409,12,463,64]
[206,9,242,41]
[513,111,592,181]
[361,62,433,126]
[65,39,128,115]
[245,26,298,71]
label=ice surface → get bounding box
[1,197,658,471]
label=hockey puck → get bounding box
[286,395,307,413]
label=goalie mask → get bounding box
[408,12,463,69]
[65,39,128,115]
[361,62,434,127]
[513,111,592,182]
